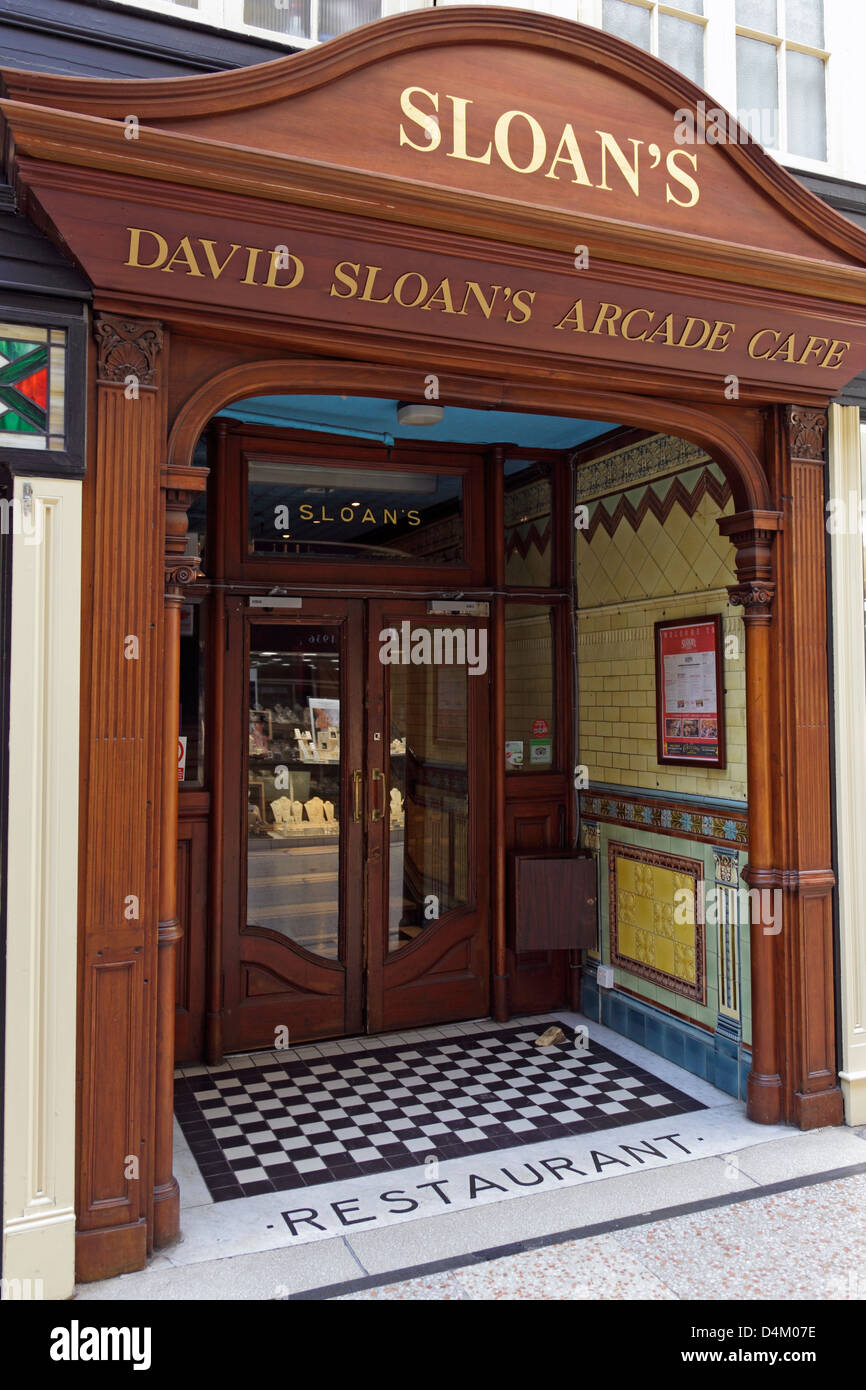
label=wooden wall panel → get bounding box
[505,789,567,1014]
[87,960,142,1208]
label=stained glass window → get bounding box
[0,325,66,452]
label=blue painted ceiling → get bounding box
[217,395,616,451]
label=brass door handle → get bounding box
[352,769,363,823]
[371,768,385,822]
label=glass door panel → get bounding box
[504,603,557,772]
[224,597,487,1050]
[366,598,489,1036]
[387,655,469,952]
[247,623,341,959]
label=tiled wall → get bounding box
[582,820,751,1046]
[577,456,746,802]
[576,435,751,1098]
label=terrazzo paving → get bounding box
[335,1171,866,1300]
[614,1171,866,1301]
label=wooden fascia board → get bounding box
[5,100,866,312]
[82,288,841,411]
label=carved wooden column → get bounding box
[773,407,843,1127]
[720,405,843,1130]
[76,315,167,1281]
[718,508,783,1124]
[153,467,206,1248]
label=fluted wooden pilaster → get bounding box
[75,315,167,1281]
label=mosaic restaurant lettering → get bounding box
[278,1130,697,1238]
[123,227,852,373]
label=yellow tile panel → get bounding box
[613,850,701,991]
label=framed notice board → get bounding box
[654,615,725,769]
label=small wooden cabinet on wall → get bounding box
[508,849,598,952]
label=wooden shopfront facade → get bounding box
[3,8,866,1281]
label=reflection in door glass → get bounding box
[247,625,340,960]
[504,604,556,771]
[504,459,552,587]
[388,648,469,951]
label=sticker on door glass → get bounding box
[529,739,552,765]
[505,740,524,768]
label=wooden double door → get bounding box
[220,596,491,1050]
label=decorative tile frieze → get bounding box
[583,466,731,541]
[580,789,748,848]
[712,849,741,1021]
[580,821,600,851]
[504,478,551,526]
[575,434,710,502]
[506,522,551,562]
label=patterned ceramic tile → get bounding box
[175,1023,704,1202]
[609,842,706,1001]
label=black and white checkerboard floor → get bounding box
[175,1019,706,1202]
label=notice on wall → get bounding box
[655,616,725,768]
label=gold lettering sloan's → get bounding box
[398,88,700,208]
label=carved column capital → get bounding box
[786,405,827,462]
[727,581,776,622]
[95,313,164,386]
[162,463,208,595]
[718,509,783,623]
[165,559,201,593]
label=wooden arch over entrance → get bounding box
[167,360,773,512]
[3,7,866,1280]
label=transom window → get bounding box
[601,0,707,86]
[735,0,827,160]
[114,0,391,47]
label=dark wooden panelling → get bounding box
[505,787,568,1014]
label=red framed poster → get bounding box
[654,615,726,768]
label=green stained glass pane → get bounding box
[0,338,44,363]
[0,409,40,434]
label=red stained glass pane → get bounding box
[14,368,47,409]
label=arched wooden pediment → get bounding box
[3,9,865,270]
[3,8,866,396]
